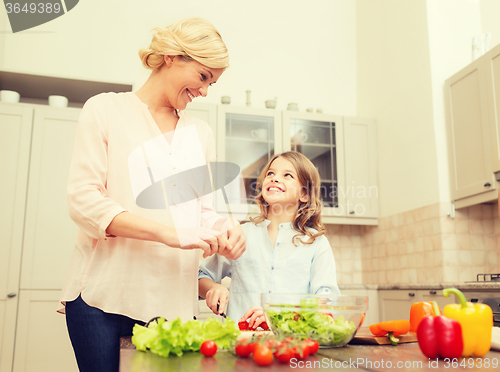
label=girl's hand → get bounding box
[205,284,229,315]
[239,306,266,329]
[216,219,246,260]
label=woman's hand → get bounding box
[205,284,229,315]
[164,226,222,258]
[213,218,246,260]
[240,306,266,329]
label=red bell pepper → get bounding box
[416,301,463,359]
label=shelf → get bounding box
[0,71,132,104]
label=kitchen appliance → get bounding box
[464,273,500,327]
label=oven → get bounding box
[464,274,500,327]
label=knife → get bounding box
[216,301,227,319]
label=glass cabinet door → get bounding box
[282,112,345,216]
[217,107,282,217]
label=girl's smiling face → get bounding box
[262,157,308,213]
[161,56,225,110]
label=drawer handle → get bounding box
[408,292,415,297]
[349,211,355,215]
[484,182,492,187]
[429,290,437,295]
[7,293,17,298]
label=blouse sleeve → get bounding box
[67,96,126,240]
[310,236,341,295]
[198,253,233,283]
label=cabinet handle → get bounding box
[484,182,491,187]
[408,292,415,297]
[7,293,16,298]
[349,211,355,215]
[429,290,437,295]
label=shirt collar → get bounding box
[256,219,294,229]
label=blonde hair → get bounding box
[251,151,325,245]
[139,17,229,70]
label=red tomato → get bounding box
[253,345,274,366]
[292,343,310,360]
[234,342,253,358]
[200,340,217,357]
[304,338,319,355]
[238,321,250,331]
[259,321,270,331]
[275,346,294,363]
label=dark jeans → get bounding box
[65,295,145,372]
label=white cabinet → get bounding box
[445,42,500,208]
[0,104,32,372]
[12,291,77,372]
[216,107,379,224]
[0,103,79,372]
[378,289,456,323]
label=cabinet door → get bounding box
[0,104,33,372]
[12,290,77,372]
[216,106,282,219]
[20,108,80,290]
[343,117,379,218]
[486,43,500,172]
[445,57,496,200]
[282,111,346,217]
[378,290,416,322]
[184,102,217,135]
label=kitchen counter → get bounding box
[119,337,500,372]
[340,283,500,291]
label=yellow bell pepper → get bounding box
[443,288,493,357]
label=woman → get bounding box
[60,17,245,372]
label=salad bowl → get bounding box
[261,293,368,348]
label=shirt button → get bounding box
[271,266,274,270]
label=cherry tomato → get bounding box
[304,338,319,355]
[200,340,217,357]
[253,345,274,366]
[234,342,253,358]
[275,346,294,363]
[292,343,310,360]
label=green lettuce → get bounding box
[266,310,356,347]
[131,317,240,357]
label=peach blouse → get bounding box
[58,92,219,322]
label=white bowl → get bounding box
[48,95,69,108]
[265,99,277,109]
[0,90,20,103]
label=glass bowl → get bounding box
[261,293,368,348]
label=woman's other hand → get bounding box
[239,306,266,329]
[213,218,246,260]
[167,227,222,258]
[205,284,229,315]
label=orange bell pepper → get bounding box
[369,320,411,345]
[410,301,440,332]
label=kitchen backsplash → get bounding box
[326,202,500,285]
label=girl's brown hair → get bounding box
[251,151,325,245]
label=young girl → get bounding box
[198,151,340,329]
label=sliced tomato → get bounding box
[238,321,250,331]
[259,321,270,331]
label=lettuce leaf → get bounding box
[131,317,240,357]
[266,310,356,347]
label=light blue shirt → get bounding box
[198,220,341,321]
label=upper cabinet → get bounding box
[217,106,378,224]
[445,43,500,208]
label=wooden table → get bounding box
[119,337,500,372]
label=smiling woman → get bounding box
[60,17,245,372]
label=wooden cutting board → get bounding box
[349,327,418,345]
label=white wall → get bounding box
[356,0,440,217]
[0,0,357,115]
